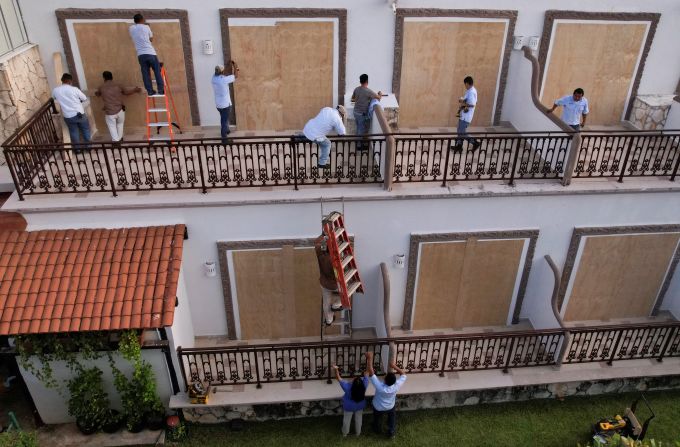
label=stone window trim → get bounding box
[402,229,539,330]
[556,224,680,315]
[391,8,518,126]
[55,8,200,126]
[219,8,347,127]
[537,10,661,121]
[217,236,353,340]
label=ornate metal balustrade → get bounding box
[392,132,570,185]
[177,322,680,390]
[574,131,680,181]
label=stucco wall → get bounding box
[0,44,50,157]
[18,349,173,424]
[665,100,680,130]
[18,189,680,338]
[168,268,195,390]
[18,0,680,127]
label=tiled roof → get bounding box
[0,225,185,335]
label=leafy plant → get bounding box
[67,367,110,434]
[0,431,39,447]
[580,435,680,447]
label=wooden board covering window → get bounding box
[73,22,192,132]
[413,239,524,330]
[232,246,335,339]
[540,22,647,125]
[563,233,680,322]
[398,21,506,128]
[229,21,333,131]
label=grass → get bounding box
[172,390,680,447]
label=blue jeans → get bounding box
[138,54,164,95]
[372,407,396,436]
[570,124,581,131]
[64,113,91,148]
[316,137,332,166]
[455,119,477,146]
[218,106,231,142]
[354,111,371,149]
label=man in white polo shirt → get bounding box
[129,13,164,96]
[365,351,406,438]
[211,61,239,144]
[302,105,347,169]
[548,88,589,131]
[451,76,481,153]
[52,73,91,150]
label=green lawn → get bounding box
[174,390,680,447]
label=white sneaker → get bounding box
[331,301,343,311]
[325,313,334,325]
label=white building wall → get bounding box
[19,350,173,424]
[167,268,195,390]
[19,190,680,338]
[19,0,680,127]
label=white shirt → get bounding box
[211,74,236,109]
[369,374,407,411]
[555,95,589,126]
[129,24,156,56]
[459,86,477,123]
[303,107,346,141]
[52,84,87,119]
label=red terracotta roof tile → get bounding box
[0,225,184,335]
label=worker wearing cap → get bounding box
[302,105,347,169]
[212,61,239,144]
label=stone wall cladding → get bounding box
[0,45,51,164]
[182,374,680,423]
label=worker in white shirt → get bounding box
[129,13,164,96]
[451,76,480,153]
[212,61,239,144]
[547,88,589,131]
[52,73,91,150]
[302,105,347,169]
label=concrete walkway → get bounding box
[36,423,164,447]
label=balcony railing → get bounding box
[176,321,679,390]
[2,100,679,199]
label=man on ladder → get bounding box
[315,234,343,325]
[129,13,164,96]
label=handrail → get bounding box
[2,98,59,147]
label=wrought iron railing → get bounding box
[3,135,385,199]
[177,322,679,390]
[574,131,680,181]
[392,132,570,185]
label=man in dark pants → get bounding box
[51,73,91,151]
[365,351,407,438]
[129,13,164,96]
[211,61,239,144]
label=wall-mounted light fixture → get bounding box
[389,0,397,15]
[204,261,217,277]
[394,254,405,269]
[512,36,525,51]
[202,40,214,55]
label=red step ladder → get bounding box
[322,212,364,309]
[145,63,182,142]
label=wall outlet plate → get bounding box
[528,36,540,51]
[513,36,525,50]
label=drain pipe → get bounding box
[380,262,394,371]
[545,255,570,367]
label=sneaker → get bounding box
[325,315,334,326]
[147,90,156,96]
[471,141,481,151]
[450,144,463,153]
[331,302,343,311]
[318,163,330,169]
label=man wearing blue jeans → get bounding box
[52,73,91,150]
[365,351,406,438]
[302,105,347,168]
[352,74,382,150]
[547,88,589,131]
[451,76,481,153]
[129,14,164,96]
[212,61,239,144]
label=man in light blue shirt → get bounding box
[548,88,589,131]
[365,351,407,438]
[212,61,239,144]
[451,76,481,153]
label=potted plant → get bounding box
[113,367,145,433]
[102,409,123,433]
[67,367,110,435]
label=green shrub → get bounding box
[67,367,110,433]
[0,431,39,447]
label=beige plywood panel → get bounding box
[279,22,334,130]
[541,23,647,125]
[413,242,466,330]
[564,233,680,322]
[233,249,287,340]
[73,22,192,132]
[399,21,506,128]
[229,22,334,131]
[455,239,524,327]
[229,26,283,131]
